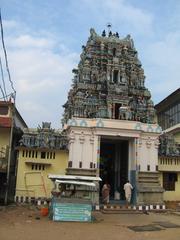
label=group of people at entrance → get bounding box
[101,180,133,205]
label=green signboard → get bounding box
[53,202,92,222]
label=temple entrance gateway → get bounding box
[100,138,129,201]
[66,118,164,205]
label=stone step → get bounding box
[138,174,159,179]
[138,173,159,179]
[101,209,143,214]
[100,204,166,212]
[138,187,164,193]
[138,180,160,184]
[100,204,141,214]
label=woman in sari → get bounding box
[101,182,111,204]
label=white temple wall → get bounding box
[137,134,159,172]
[138,138,147,171]
[66,118,161,173]
[92,135,99,169]
[128,139,136,172]
[66,119,163,204]
[68,128,99,169]
[72,136,80,168]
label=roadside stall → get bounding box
[48,175,101,222]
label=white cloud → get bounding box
[9,35,55,49]
[17,100,56,128]
[144,31,180,102]
[2,21,79,128]
[103,0,153,34]
[3,20,18,29]
[77,0,154,36]
[9,47,78,94]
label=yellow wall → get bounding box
[174,132,180,144]
[158,125,180,201]
[0,128,10,147]
[15,148,68,198]
[159,172,180,201]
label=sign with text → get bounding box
[53,202,92,222]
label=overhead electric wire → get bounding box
[0,92,13,100]
[0,9,16,101]
[0,56,7,100]
[0,83,5,100]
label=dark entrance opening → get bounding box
[113,70,118,84]
[100,138,129,201]
[115,103,121,119]
[0,173,6,204]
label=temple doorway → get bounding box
[115,103,121,119]
[99,138,129,201]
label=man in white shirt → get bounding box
[124,180,133,206]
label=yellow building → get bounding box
[15,122,68,203]
[0,100,27,204]
[155,88,180,202]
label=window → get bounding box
[178,103,180,111]
[22,150,25,157]
[163,172,177,191]
[31,164,45,171]
[68,161,72,168]
[90,162,93,168]
[79,161,82,168]
[53,152,55,159]
[113,70,118,83]
[41,152,46,159]
[0,106,8,115]
[29,151,31,157]
[147,165,150,171]
[159,102,180,130]
[115,103,121,119]
[113,48,116,57]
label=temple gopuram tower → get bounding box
[63,28,164,206]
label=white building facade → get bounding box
[65,118,164,205]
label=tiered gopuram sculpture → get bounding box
[159,133,180,156]
[62,28,155,124]
[19,122,68,150]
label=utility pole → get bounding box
[4,101,14,205]
[1,10,16,204]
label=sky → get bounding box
[0,0,180,129]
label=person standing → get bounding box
[101,181,111,204]
[124,180,133,206]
